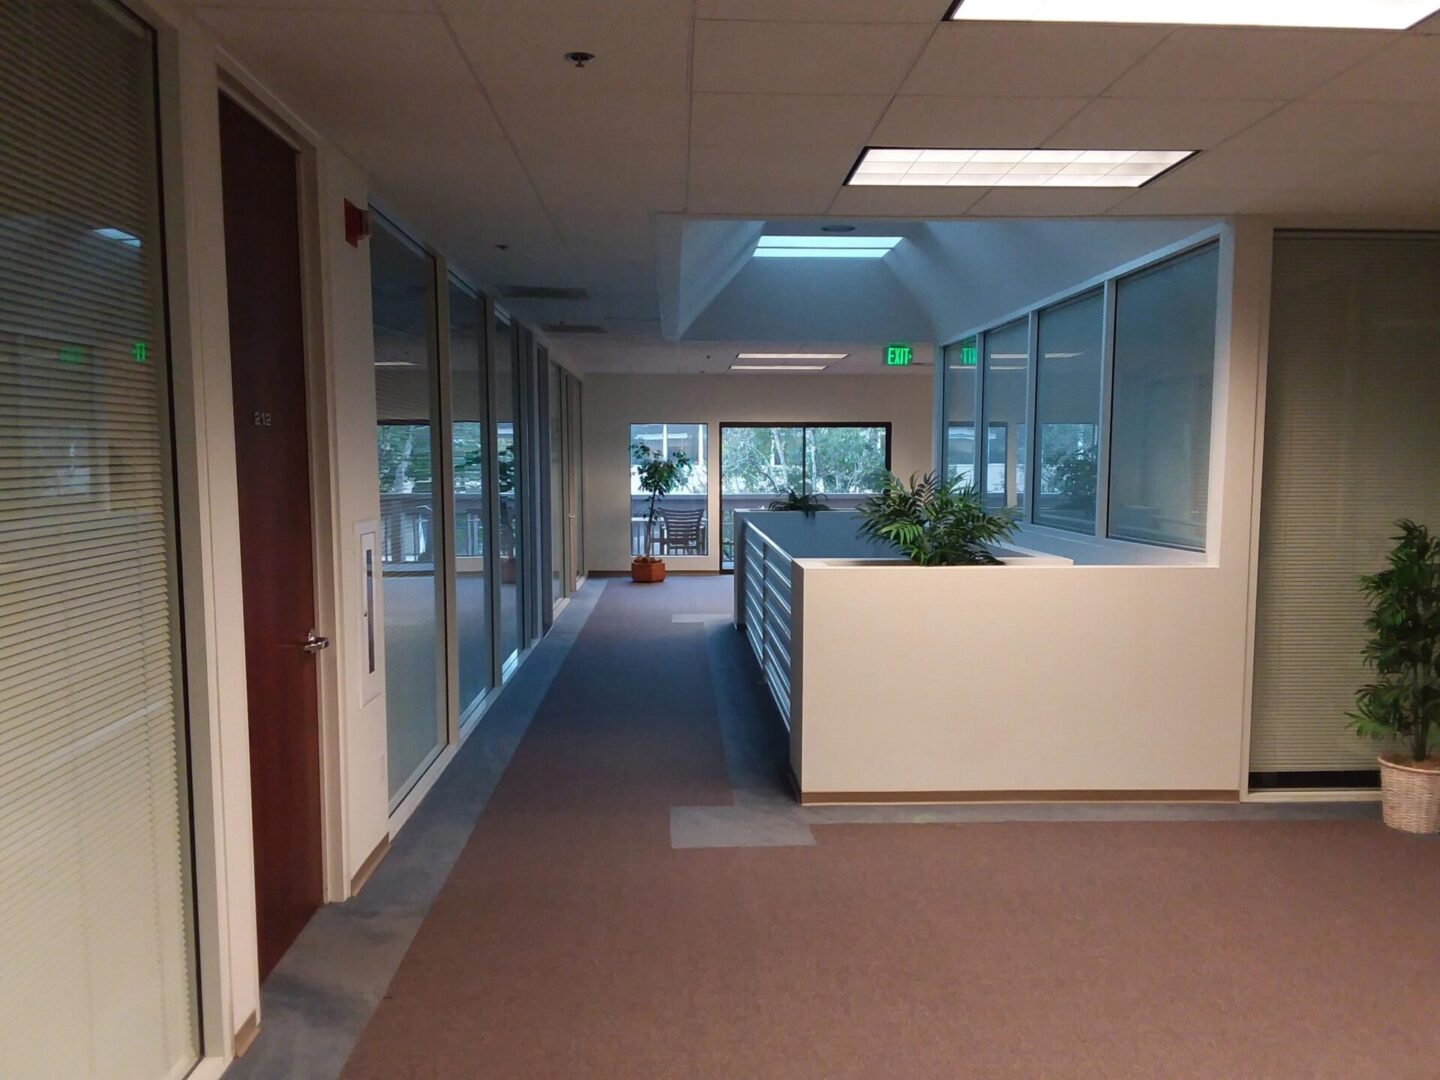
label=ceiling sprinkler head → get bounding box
[564,51,595,68]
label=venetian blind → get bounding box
[0,2,199,1077]
[1250,234,1440,774]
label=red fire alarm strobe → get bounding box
[344,199,371,248]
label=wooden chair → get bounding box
[659,508,706,555]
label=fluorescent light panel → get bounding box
[736,352,849,360]
[848,147,1195,188]
[946,0,1440,29]
[730,364,828,372]
[753,234,903,259]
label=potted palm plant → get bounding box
[631,442,693,583]
[857,471,1016,565]
[1349,519,1440,834]
[767,490,830,514]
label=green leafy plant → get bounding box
[1349,520,1440,764]
[632,442,693,559]
[767,489,831,514]
[856,471,1016,567]
[1041,444,1098,503]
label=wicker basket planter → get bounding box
[1377,756,1440,835]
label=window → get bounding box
[630,423,709,557]
[943,336,978,485]
[720,424,890,566]
[372,215,447,802]
[980,319,1030,513]
[495,313,524,666]
[1035,289,1104,533]
[448,276,491,721]
[0,1,200,1074]
[1108,243,1219,550]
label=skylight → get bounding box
[753,235,903,259]
[946,0,1440,30]
[847,148,1195,189]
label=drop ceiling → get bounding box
[189,0,1440,370]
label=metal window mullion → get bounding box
[975,329,989,497]
[431,258,458,746]
[1023,312,1039,522]
[1095,278,1118,539]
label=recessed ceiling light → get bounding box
[945,0,1440,29]
[730,364,829,372]
[375,361,416,368]
[736,352,849,361]
[753,235,903,259]
[847,147,1195,188]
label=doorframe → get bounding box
[213,72,348,908]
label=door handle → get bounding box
[301,630,331,653]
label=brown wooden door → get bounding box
[219,93,325,980]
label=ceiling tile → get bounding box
[1145,145,1331,190]
[687,181,839,215]
[1307,36,1440,102]
[873,95,1087,147]
[695,0,950,20]
[1216,101,1440,156]
[491,89,689,147]
[1047,98,1282,151]
[197,0,431,9]
[448,13,691,91]
[441,0,690,14]
[1257,150,1440,214]
[902,23,1166,98]
[964,187,1132,217]
[692,94,891,147]
[1104,27,1390,100]
[1107,186,1271,215]
[199,10,500,143]
[689,143,858,193]
[829,185,988,217]
[1410,11,1440,32]
[693,20,933,95]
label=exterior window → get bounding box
[1108,243,1219,550]
[1035,289,1104,534]
[630,423,708,557]
[448,276,491,719]
[494,313,524,665]
[943,336,978,486]
[980,319,1030,513]
[720,424,890,567]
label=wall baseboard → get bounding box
[349,834,390,895]
[233,1011,260,1058]
[798,789,1240,806]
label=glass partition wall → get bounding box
[371,224,566,810]
[939,238,1219,552]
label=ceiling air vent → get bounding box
[500,285,590,301]
[542,323,607,335]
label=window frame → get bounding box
[628,421,711,558]
[935,228,1223,552]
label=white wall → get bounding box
[582,371,933,573]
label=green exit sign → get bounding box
[885,343,913,367]
[959,343,977,367]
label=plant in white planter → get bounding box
[856,471,1016,566]
[1349,519,1440,834]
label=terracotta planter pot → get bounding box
[631,558,666,583]
[1378,755,1440,835]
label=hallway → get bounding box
[246,577,1437,1080]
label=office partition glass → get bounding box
[630,423,709,556]
[494,313,523,666]
[1035,289,1104,533]
[448,277,492,718]
[943,336,978,485]
[372,217,447,801]
[1108,243,1218,550]
[980,319,1030,513]
[549,365,566,604]
[0,1,200,1073]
